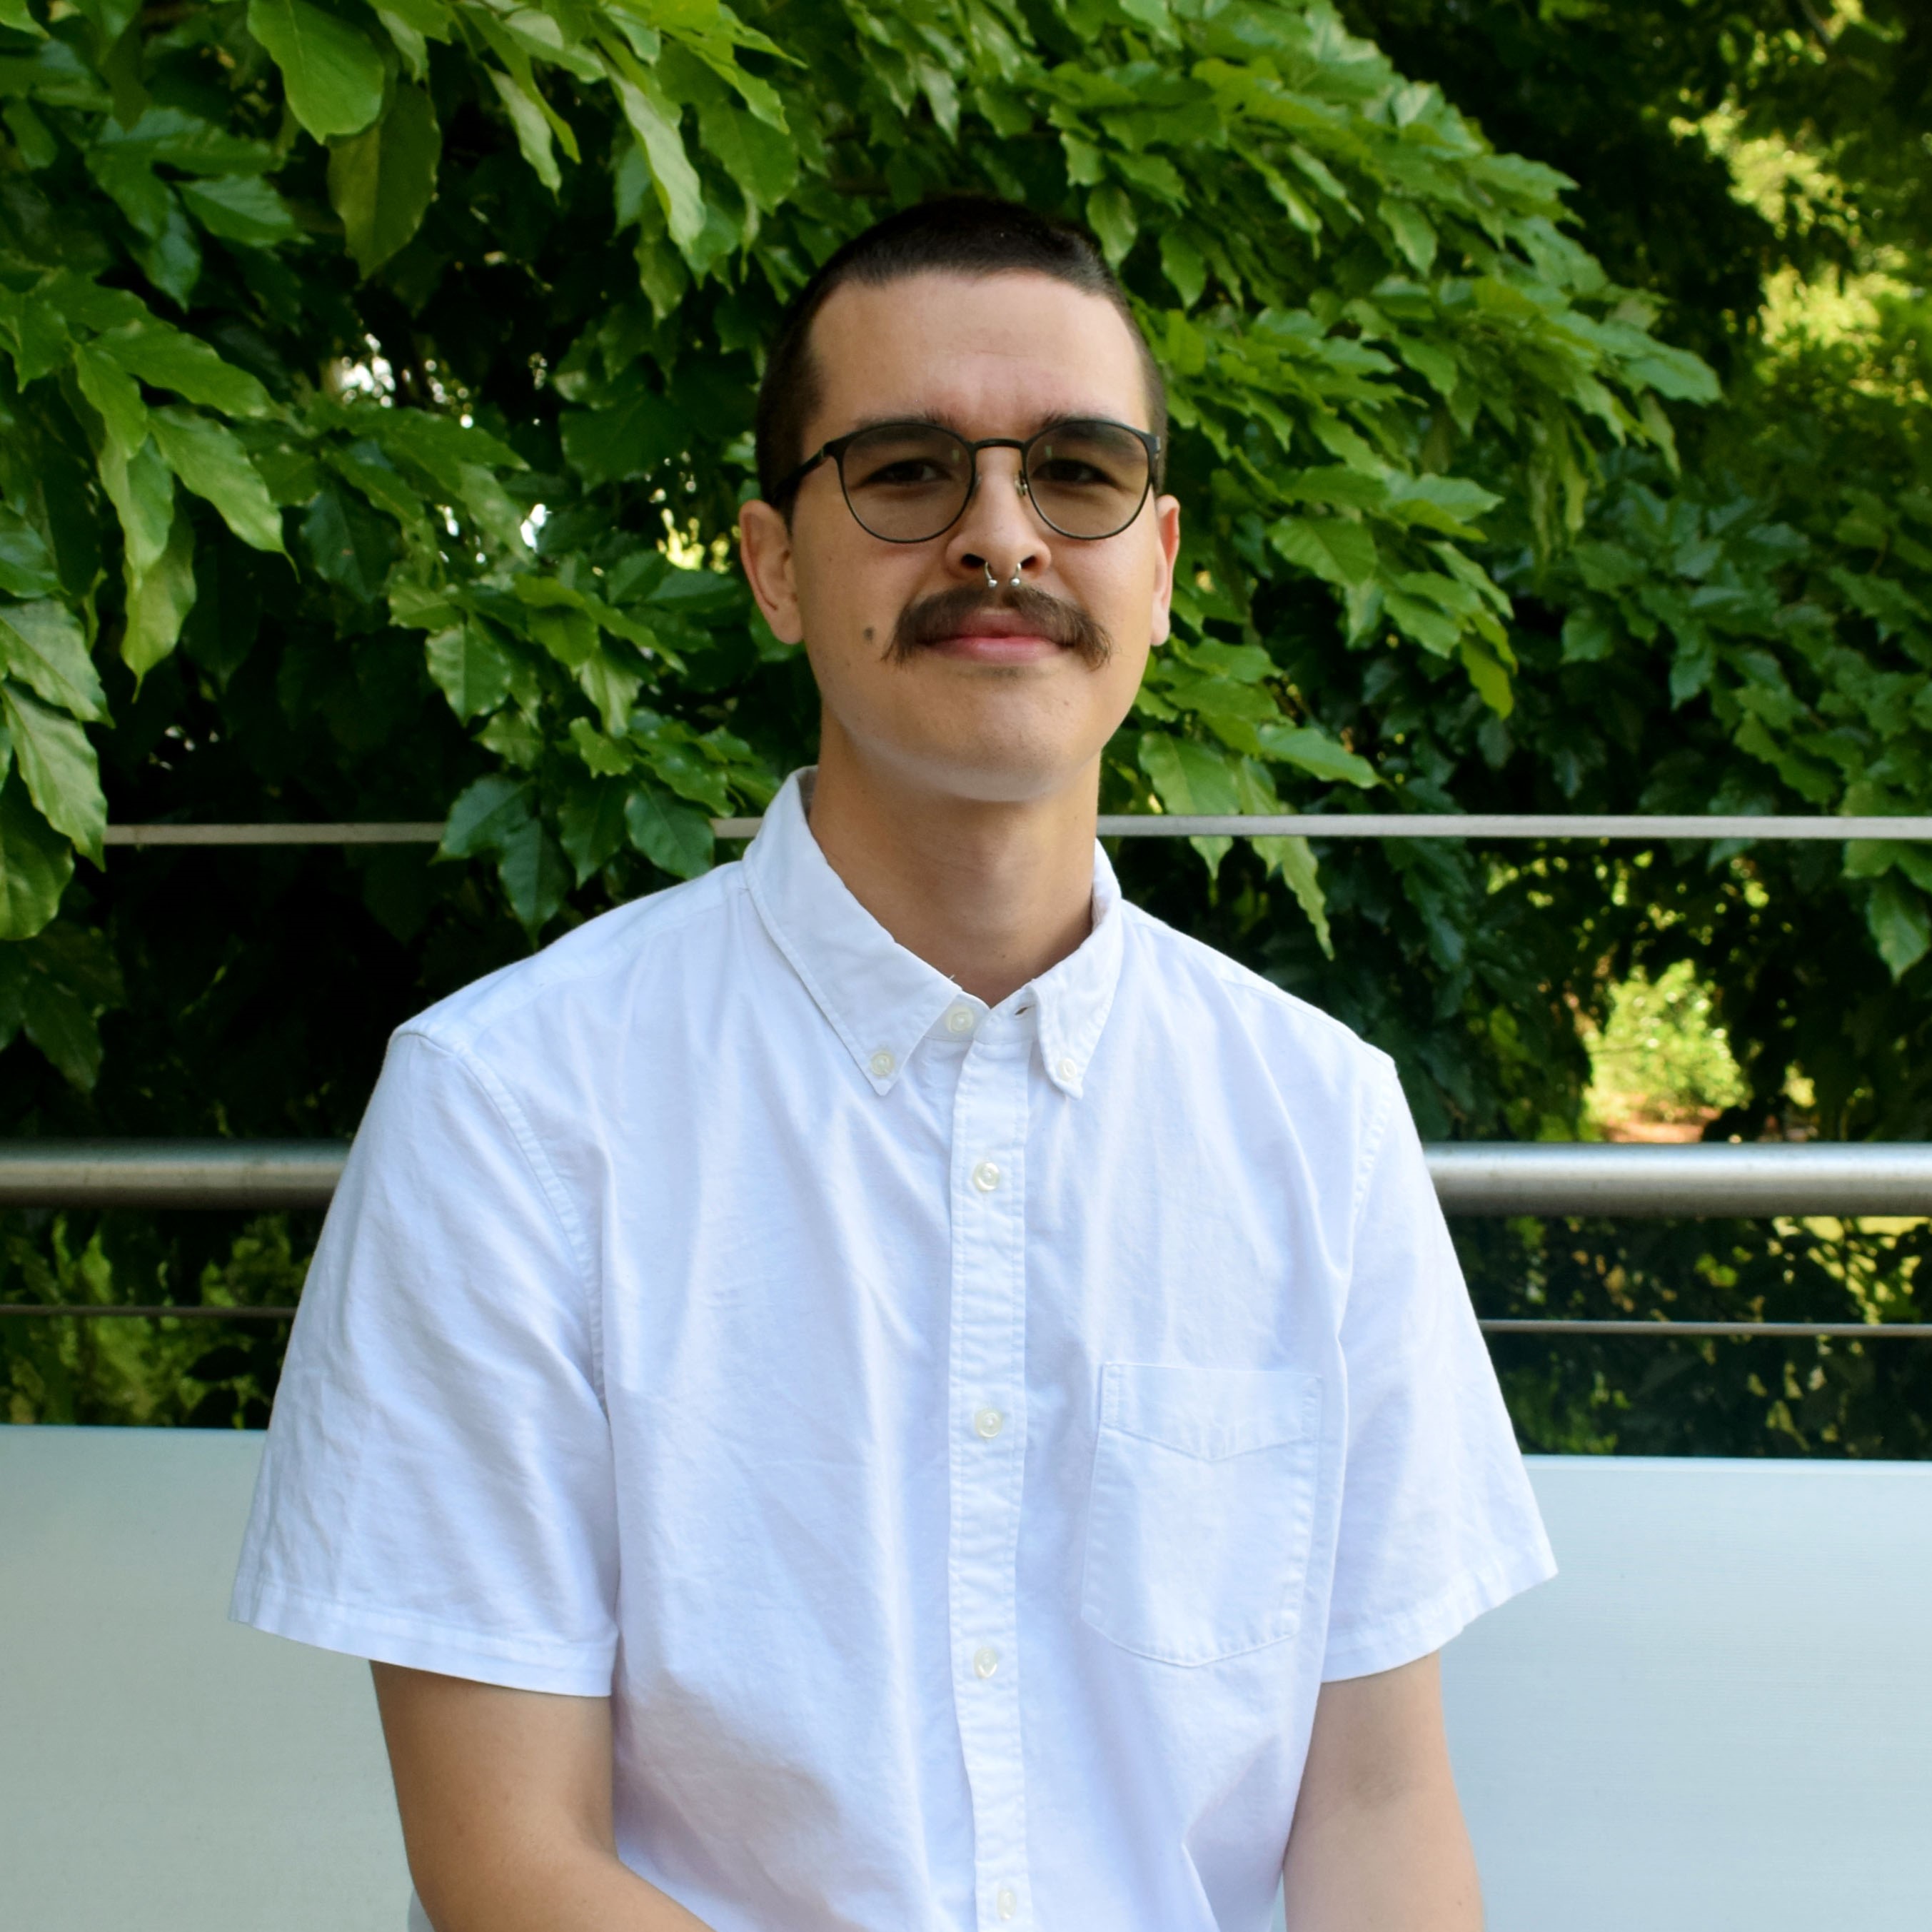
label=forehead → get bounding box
[803,271,1150,443]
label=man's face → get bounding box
[738,271,1181,807]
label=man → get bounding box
[233,198,1553,1931]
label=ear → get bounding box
[1147,493,1182,647]
[738,498,804,644]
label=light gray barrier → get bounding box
[5,1429,1930,1931]
[0,1429,409,1932]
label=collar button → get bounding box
[868,1050,896,1079]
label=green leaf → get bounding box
[426,622,515,720]
[695,99,798,213]
[486,66,562,192]
[246,0,386,141]
[610,71,705,253]
[1138,731,1240,877]
[1086,183,1136,266]
[178,174,301,247]
[0,509,62,599]
[1254,832,1332,955]
[149,408,286,553]
[1271,515,1379,589]
[1560,606,1617,663]
[1868,876,1931,980]
[301,483,393,601]
[0,288,71,385]
[560,372,683,486]
[579,650,643,736]
[131,194,204,306]
[0,774,74,940]
[0,600,106,722]
[495,816,570,935]
[372,0,448,75]
[439,772,532,858]
[1384,588,1461,655]
[625,780,713,878]
[121,498,197,682]
[74,340,150,459]
[7,922,121,1090]
[94,324,273,418]
[1,682,105,862]
[1379,197,1437,274]
[1254,723,1377,787]
[1458,637,1514,718]
[328,84,441,276]
[1159,228,1206,309]
[350,406,527,491]
[557,773,628,884]
[568,715,634,776]
[97,437,176,579]
[639,731,729,812]
[0,0,48,37]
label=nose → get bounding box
[945,446,1052,589]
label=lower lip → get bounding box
[923,632,1066,663]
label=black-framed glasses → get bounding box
[771,418,1162,544]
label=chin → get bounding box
[881,730,1102,806]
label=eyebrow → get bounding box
[828,405,1144,443]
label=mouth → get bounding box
[889,584,1113,668]
[927,610,1065,663]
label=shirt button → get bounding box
[972,1160,1001,1192]
[869,1050,895,1078]
[974,1408,1004,1439]
[996,1886,1017,1921]
[1057,1057,1077,1081]
[945,1005,977,1036]
[972,1644,1000,1679]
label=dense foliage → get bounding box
[1,0,1926,1448]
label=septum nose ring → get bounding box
[982,562,1022,590]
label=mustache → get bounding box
[887,582,1113,668]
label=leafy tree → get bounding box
[1,0,1926,1447]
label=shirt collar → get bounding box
[743,769,1124,1098]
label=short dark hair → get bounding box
[754,196,1167,506]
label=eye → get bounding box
[857,456,955,488]
[1031,454,1115,488]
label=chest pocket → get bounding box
[1081,1363,1322,1667]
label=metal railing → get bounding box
[1,1142,1926,1337]
[24,811,1931,1337]
[101,814,1932,846]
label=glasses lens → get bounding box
[838,425,973,542]
[1025,421,1152,538]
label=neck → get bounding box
[804,733,1099,1007]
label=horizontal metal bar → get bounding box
[1,1141,1928,1216]
[1095,815,1932,841]
[1428,1142,1932,1216]
[1480,1319,1932,1339]
[105,824,447,846]
[104,815,1932,847]
[0,1304,296,1319]
[0,1143,346,1209]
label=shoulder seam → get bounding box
[401,866,748,1057]
[1121,902,1371,1048]
[399,1032,605,1401]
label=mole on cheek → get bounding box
[862,626,875,642]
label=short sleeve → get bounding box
[1320,1065,1556,1681]
[230,1029,619,1696]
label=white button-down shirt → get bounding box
[234,769,1552,1932]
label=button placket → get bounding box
[947,1027,1033,1928]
